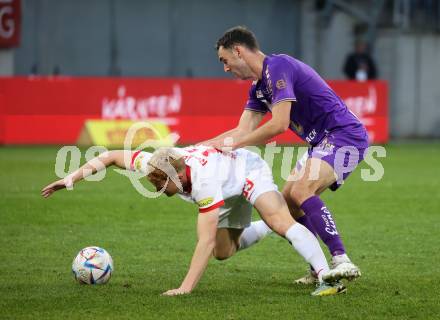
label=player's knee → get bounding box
[212,247,234,261]
[281,186,291,202]
[213,251,231,261]
[213,255,229,261]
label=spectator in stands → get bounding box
[343,40,377,81]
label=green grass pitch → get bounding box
[1,143,439,319]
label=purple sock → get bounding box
[296,214,318,237]
[300,195,345,256]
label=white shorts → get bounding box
[242,152,278,205]
[217,195,253,229]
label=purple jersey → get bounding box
[246,54,367,147]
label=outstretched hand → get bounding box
[161,287,191,296]
[41,178,73,198]
[195,139,216,147]
[196,137,235,151]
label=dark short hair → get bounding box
[216,26,259,51]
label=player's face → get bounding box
[162,179,180,197]
[147,174,180,197]
[218,46,253,80]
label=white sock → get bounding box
[285,223,330,282]
[238,220,272,251]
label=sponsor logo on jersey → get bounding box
[265,67,273,95]
[197,197,214,207]
[135,155,143,171]
[276,79,286,90]
[306,129,317,143]
[290,120,304,135]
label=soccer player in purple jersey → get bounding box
[201,26,368,285]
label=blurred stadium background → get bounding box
[1,1,440,319]
[0,0,439,144]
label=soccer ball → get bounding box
[72,246,113,285]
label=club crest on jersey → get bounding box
[316,137,335,152]
[256,90,264,99]
[276,79,286,90]
[197,197,214,207]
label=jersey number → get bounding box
[242,178,255,201]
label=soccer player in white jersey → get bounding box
[42,146,347,296]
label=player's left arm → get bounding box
[228,58,297,149]
[197,109,264,147]
[230,100,292,149]
[162,208,219,296]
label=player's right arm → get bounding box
[41,150,137,198]
[163,208,219,296]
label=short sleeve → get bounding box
[268,58,297,105]
[192,180,224,213]
[245,81,268,114]
[130,151,152,173]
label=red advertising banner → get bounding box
[0,0,21,48]
[330,81,388,144]
[0,77,388,145]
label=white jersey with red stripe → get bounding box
[131,145,278,214]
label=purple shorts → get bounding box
[295,127,369,191]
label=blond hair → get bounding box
[147,148,185,181]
